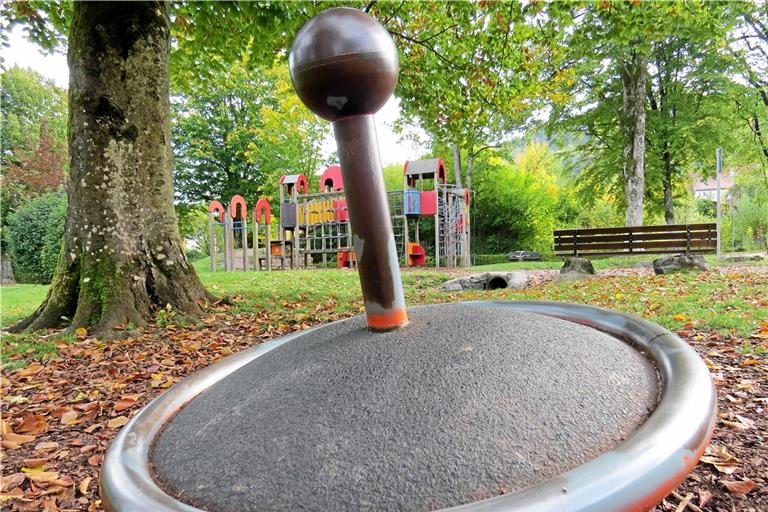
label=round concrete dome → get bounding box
[150,303,659,511]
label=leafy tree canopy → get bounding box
[0,66,67,224]
[172,61,330,209]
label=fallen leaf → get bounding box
[60,410,79,425]
[87,454,103,466]
[34,441,59,453]
[22,458,48,468]
[735,415,755,429]
[16,415,48,435]
[698,489,713,509]
[0,473,26,492]
[0,487,24,500]
[723,479,756,496]
[79,476,92,495]
[113,398,137,412]
[16,363,44,377]
[83,423,101,434]
[75,327,88,337]
[26,471,60,483]
[21,466,45,474]
[107,416,129,429]
[5,395,30,404]
[2,432,38,451]
[0,440,22,451]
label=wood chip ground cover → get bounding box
[1,266,766,511]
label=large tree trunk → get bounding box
[619,50,648,227]
[465,146,474,193]
[13,2,211,336]
[661,141,676,224]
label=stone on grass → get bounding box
[441,271,528,292]
[721,254,764,263]
[652,254,709,275]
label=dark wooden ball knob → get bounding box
[289,7,398,121]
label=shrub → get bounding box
[473,254,508,266]
[4,192,66,284]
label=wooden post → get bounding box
[223,205,232,271]
[304,198,310,268]
[209,212,217,272]
[242,216,249,271]
[253,208,261,272]
[292,187,299,269]
[403,217,410,267]
[435,187,442,268]
[321,217,327,268]
[265,223,272,272]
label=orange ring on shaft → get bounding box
[366,308,409,331]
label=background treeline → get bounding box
[2,1,766,282]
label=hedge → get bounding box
[4,192,66,284]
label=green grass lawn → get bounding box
[2,257,766,368]
[0,284,48,326]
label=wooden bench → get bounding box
[554,223,717,258]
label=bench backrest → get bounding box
[554,223,717,257]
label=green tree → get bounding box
[0,67,67,222]
[548,0,739,226]
[731,166,768,249]
[731,0,768,175]
[173,62,329,209]
[473,143,564,255]
[377,1,564,193]
[4,192,66,284]
[645,17,744,224]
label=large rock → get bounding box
[560,257,596,276]
[652,254,709,275]
[441,271,528,292]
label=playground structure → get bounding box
[207,159,471,271]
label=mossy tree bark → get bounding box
[13,1,212,336]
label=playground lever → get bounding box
[289,7,408,331]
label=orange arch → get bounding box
[208,200,225,222]
[320,165,344,192]
[230,195,247,219]
[255,197,271,224]
[296,175,309,194]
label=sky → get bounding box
[3,25,426,168]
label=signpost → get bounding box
[716,147,723,257]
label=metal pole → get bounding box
[716,147,722,258]
[208,212,216,272]
[289,7,407,331]
[332,116,408,330]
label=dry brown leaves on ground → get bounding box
[1,299,767,511]
[653,327,768,511]
[0,304,322,512]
